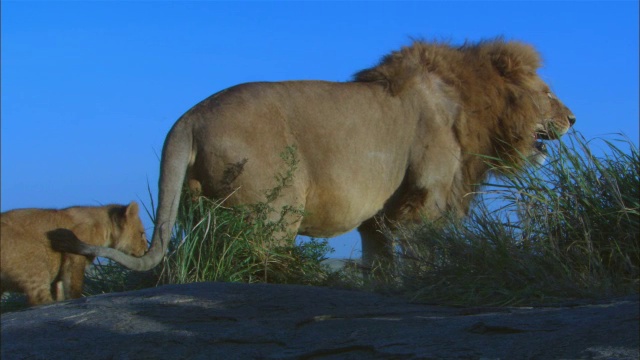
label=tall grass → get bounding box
[152,145,333,286]
[391,131,639,305]
[153,195,332,286]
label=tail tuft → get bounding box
[47,228,92,256]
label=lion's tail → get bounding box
[50,118,194,272]
[141,117,195,270]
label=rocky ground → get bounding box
[1,282,638,359]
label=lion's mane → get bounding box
[355,38,549,215]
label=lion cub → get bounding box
[0,202,148,306]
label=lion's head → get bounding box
[472,39,576,168]
[354,38,575,219]
[528,87,576,165]
[355,38,575,171]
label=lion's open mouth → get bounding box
[534,141,547,155]
[535,122,571,141]
[534,124,552,140]
[535,131,550,141]
[531,125,550,165]
[530,140,548,166]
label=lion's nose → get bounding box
[568,114,576,126]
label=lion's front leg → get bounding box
[358,218,394,278]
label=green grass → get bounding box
[151,194,333,286]
[150,145,334,286]
[390,131,639,306]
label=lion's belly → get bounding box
[297,178,398,238]
[298,208,372,239]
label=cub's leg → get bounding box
[60,254,89,299]
[10,258,56,305]
[23,275,55,306]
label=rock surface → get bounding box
[1,282,638,359]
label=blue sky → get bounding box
[2,1,638,259]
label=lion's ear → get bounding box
[125,201,140,220]
[488,41,542,79]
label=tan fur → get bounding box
[0,202,147,305]
[49,38,575,271]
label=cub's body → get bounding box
[0,202,147,305]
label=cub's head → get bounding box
[110,202,148,257]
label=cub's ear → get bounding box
[125,201,140,219]
[488,40,542,79]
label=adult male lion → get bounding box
[52,38,575,271]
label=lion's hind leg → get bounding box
[59,254,88,300]
[53,280,65,301]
